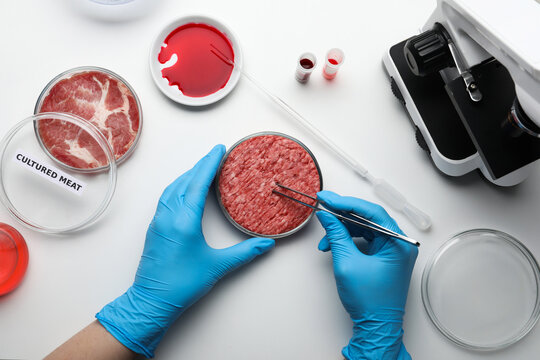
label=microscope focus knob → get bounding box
[404,29,452,76]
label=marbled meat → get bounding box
[37,71,140,169]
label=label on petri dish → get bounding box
[12,150,87,196]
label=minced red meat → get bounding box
[219,134,321,236]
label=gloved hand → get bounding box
[316,191,418,360]
[96,145,275,358]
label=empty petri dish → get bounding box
[0,113,117,233]
[216,132,323,238]
[0,223,29,296]
[422,229,540,351]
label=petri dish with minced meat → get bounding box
[216,132,323,238]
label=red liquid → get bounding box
[300,58,314,69]
[0,223,29,296]
[328,58,339,65]
[158,23,235,98]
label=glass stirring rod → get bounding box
[211,45,431,230]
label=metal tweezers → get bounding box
[272,183,420,247]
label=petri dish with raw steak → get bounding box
[34,67,142,171]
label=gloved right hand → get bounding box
[316,191,418,360]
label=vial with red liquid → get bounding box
[323,48,345,80]
[0,223,29,296]
[295,52,317,83]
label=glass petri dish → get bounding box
[216,132,323,239]
[0,223,29,296]
[422,229,540,351]
[34,66,143,172]
[0,113,117,233]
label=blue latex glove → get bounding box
[316,191,418,360]
[96,145,275,358]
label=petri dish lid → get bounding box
[0,113,117,233]
[422,229,540,351]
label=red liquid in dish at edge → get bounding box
[0,223,29,295]
[158,23,235,98]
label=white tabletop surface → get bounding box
[1,0,540,359]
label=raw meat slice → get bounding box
[36,69,141,170]
[218,134,322,236]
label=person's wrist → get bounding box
[343,309,409,360]
[96,285,184,358]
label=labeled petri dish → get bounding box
[35,66,142,172]
[422,229,540,351]
[149,15,243,106]
[216,132,323,238]
[0,223,29,296]
[0,113,117,233]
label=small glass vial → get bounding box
[295,52,317,83]
[323,48,345,80]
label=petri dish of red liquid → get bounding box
[150,15,243,106]
[0,223,29,296]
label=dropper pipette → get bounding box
[211,46,431,230]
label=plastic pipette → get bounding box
[211,46,431,230]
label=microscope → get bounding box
[383,0,540,186]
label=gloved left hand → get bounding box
[96,145,275,358]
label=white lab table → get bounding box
[1,0,539,358]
